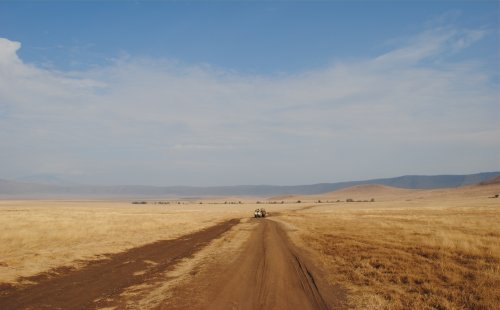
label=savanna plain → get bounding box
[0,181,499,309]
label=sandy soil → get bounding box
[160,218,346,310]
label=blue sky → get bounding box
[0,1,499,186]
[3,2,498,73]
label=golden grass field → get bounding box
[280,184,500,309]
[0,200,244,284]
[0,199,294,285]
[1,182,499,309]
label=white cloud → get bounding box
[375,26,487,66]
[0,24,498,186]
[0,38,22,66]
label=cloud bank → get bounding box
[0,25,498,186]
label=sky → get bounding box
[0,1,499,186]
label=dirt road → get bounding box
[163,219,346,310]
[0,218,345,309]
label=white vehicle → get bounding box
[254,208,267,218]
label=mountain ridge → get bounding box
[1,172,499,199]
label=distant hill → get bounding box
[479,176,500,186]
[15,174,78,186]
[272,184,418,202]
[1,172,499,199]
[319,184,415,198]
[272,176,500,202]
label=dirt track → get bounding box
[0,218,345,309]
[163,219,346,310]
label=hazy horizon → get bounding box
[3,171,499,190]
[1,2,499,186]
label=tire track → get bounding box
[163,219,346,310]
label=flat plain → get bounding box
[0,181,499,309]
[280,183,500,309]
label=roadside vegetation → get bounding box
[282,198,500,309]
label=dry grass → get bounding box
[281,195,500,309]
[0,200,251,284]
[2,185,499,310]
[0,199,293,285]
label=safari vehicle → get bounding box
[254,208,267,218]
